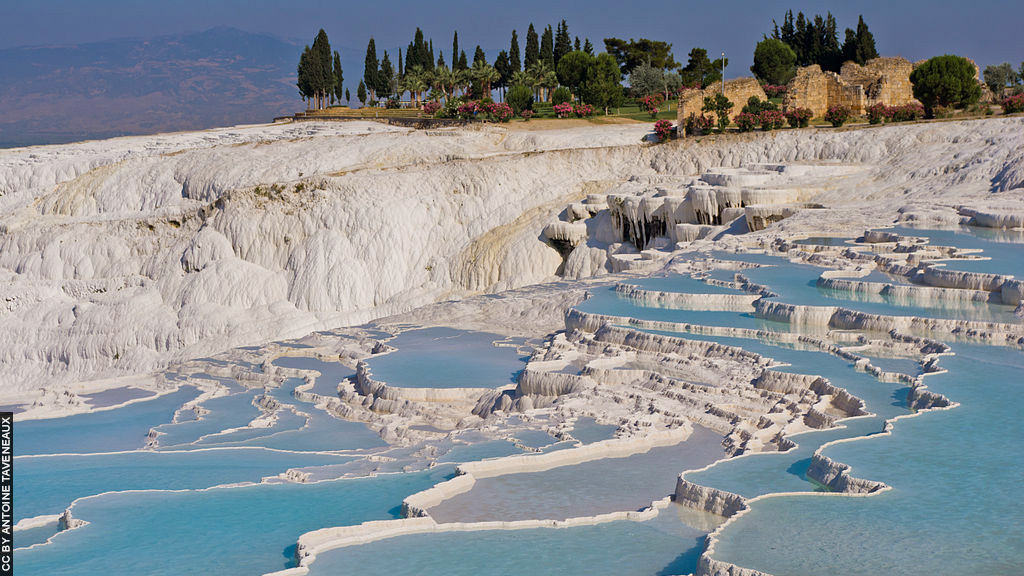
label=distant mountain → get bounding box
[0,27,303,147]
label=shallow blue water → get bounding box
[15,387,200,456]
[271,356,352,397]
[570,417,619,444]
[625,274,745,294]
[365,327,528,389]
[15,468,451,576]
[16,448,352,521]
[890,225,1024,279]
[710,344,1024,575]
[308,503,709,576]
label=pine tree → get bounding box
[854,15,877,63]
[541,25,555,69]
[554,20,571,67]
[583,38,593,55]
[574,36,581,52]
[458,50,468,71]
[364,38,379,100]
[333,50,343,105]
[510,30,521,73]
[437,50,446,68]
[474,45,486,66]
[525,24,539,69]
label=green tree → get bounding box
[378,51,395,99]
[840,15,878,65]
[702,93,733,131]
[433,65,456,99]
[603,38,678,75]
[528,61,558,102]
[457,50,468,71]
[437,51,446,68]
[910,55,982,115]
[680,48,727,89]
[507,84,534,114]
[541,25,555,69]
[333,50,344,105]
[471,59,500,97]
[552,86,572,105]
[308,29,332,109]
[574,37,581,52]
[984,63,1020,98]
[556,50,593,100]
[554,20,572,67]
[525,24,540,69]
[357,80,366,105]
[581,52,625,114]
[452,31,460,70]
[494,50,511,101]
[345,87,351,103]
[583,38,594,55]
[773,11,843,71]
[296,45,314,108]
[510,30,521,73]
[751,38,797,85]
[473,45,486,66]
[364,38,379,101]
[629,59,666,98]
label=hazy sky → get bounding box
[2,0,1022,72]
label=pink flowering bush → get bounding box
[574,103,595,117]
[888,103,924,122]
[423,100,442,115]
[1002,93,1024,114]
[456,100,481,119]
[734,112,759,132]
[484,101,514,122]
[684,113,714,136]
[866,103,890,125]
[653,119,674,142]
[758,109,786,130]
[520,109,534,120]
[553,102,574,118]
[824,105,851,127]
[762,85,788,98]
[639,94,665,112]
[784,107,813,128]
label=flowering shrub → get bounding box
[520,109,534,121]
[888,103,925,122]
[422,100,442,115]
[824,105,851,127]
[553,102,574,118]
[1002,93,1024,114]
[758,109,786,131]
[866,103,890,125]
[456,100,481,119]
[684,113,714,136]
[574,103,595,118]
[653,119,674,142]
[734,112,759,132]
[484,101,514,122]
[762,84,788,98]
[639,94,665,112]
[785,107,813,128]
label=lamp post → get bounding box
[721,52,726,96]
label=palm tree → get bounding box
[455,69,473,98]
[433,65,456,100]
[405,65,429,107]
[510,70,532,88]
[471,60,500,98]
[528,61,557,102]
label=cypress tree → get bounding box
[525,24,539,69]
[333,50,343,105]
[854,15,877,63]
[494,49,510,100]
[452,32,460,70]
[541,25,554,69]
[345,87,351,103]
[458,50,468,71]
[554,20,571,67]
[474,45,486,66]
[357,79,367,105]
[510,30,521,72]
[364,38,379,100]
[437,50,446,68]
[583,38,593,55]
[297,45,313,108]
[379,51,394,99]
[429,40,435,71]
[399,47,406,78]
[574,36,580,52]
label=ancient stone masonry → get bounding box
[784,57,918,118]
[676,78,767,126]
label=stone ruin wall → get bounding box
[677,78,767,125]
[785,57,919,118]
